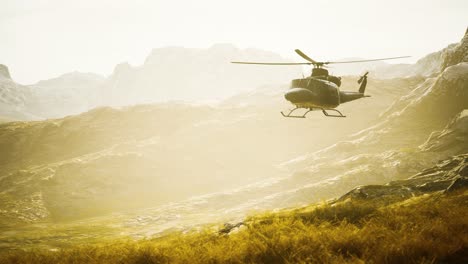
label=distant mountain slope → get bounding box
[30,72,105,118]
[0,66,105,120]
[0,45,300,120]
[0,64,38,120]
[97,44,300,106]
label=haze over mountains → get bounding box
[0,29,467,252]
[1,45,299,120]
[1,38,460,121]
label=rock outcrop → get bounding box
[337,153,468,203]
[0,64,11,79]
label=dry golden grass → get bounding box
[1,189,467,264]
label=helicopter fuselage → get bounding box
[285,76,368,110]
[285,77,341,109]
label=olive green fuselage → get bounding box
[285,77,365,109]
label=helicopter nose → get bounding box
[284,88,316,104]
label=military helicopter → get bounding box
[232,50,410,118]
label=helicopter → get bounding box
[232,50,410,118]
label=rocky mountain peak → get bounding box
[441,27,468,71]
[112,62,133,76]
[0,64,11,79]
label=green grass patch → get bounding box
[1,190,467,263]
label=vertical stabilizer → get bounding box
[358,72,368,94]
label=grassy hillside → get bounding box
[1,187,466,264]
[3,153,466,263]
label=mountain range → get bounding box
[1,44,299,120]
[0,29,467,253]
[2,37,464,121]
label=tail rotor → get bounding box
[358,71,369,94]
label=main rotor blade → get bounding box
[295,49,318,64]
[326,56,411,64]
[231,61,311,65]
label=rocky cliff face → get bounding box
[442,27,468,70]
[412,27,468,76]
[363,29,468,79]
[337,153,468,204]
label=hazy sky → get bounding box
[1,0,467,84]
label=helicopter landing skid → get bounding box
[281,107,346,118]
[281,107,312,118]
[321,108,346,118]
